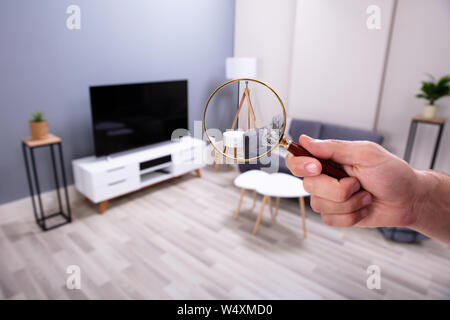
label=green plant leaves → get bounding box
[31,110,44,122]
[416,74,450,105]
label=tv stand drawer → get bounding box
[93,176,139,202]
[93,164,139,187]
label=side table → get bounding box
[403,115,445,169]
[22,134,72,231]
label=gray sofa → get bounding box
[238,118,384,174]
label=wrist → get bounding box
[409,169,450,244]
[410,170,437,229]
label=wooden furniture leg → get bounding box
[248,100,251,129]
[234,188,246,220]
[275,197,280,216]
[231,90,249,130]
[244,88,257,129]
[299,197,307,239]
[99,200,108,214]
[213,147,221,172]
[194,169,201,178]
[215,146,228,171]
[252,190,257,209]
[268,197,274,224]
[253,195,268,234]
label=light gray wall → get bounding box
[0,0,235,204]
[234,0,449,176]
[234,0,297,108]
[288,0,395,130]
[377,0,450,171]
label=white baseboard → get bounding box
[0,185,82,224]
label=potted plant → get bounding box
[29,110,49,140]
[416,74,450,119]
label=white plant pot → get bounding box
[423,105,437,119]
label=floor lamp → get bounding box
[214,57,258,171]
[226,57,258,118]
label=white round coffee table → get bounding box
[233,170,309,238]
[233,170,269,219]
[254,173,309,238]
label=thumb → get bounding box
[299,135,366,165]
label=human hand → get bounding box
[285,135,423,228]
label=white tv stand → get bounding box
[72,136,206,213]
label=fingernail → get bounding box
[352,182,361,193]
[362,194,372,206]
[305,163,318,174]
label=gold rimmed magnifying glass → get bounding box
[202,78,348,179]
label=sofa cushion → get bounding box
[320,123,384,144]
[288,119,322,141]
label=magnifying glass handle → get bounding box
[286,141,349,180]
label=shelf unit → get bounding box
[72,136,206,213]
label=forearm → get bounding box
[411,170,450,245]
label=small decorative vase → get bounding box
[423,104,437,119]
[29,121,49,140]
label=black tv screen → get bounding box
[89,80,188,157]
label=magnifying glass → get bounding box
[202,78,348,180]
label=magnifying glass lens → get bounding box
[203,79,286,162]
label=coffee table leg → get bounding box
[234,188,246,220]
[252,190,257,209]
[268,197,274,224]
[299,197,307,239]
[253,195,267,234]
[275,197,280,216]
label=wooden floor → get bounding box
[1,165,449,299]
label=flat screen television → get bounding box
[89,80,188,157]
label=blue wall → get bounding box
[0,0,235,204]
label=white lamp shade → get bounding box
[226,57,257,79]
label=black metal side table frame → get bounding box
[403,115,445,169]
[22,138,72,231]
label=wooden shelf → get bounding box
[412,115,445,125]
[22,134,61,148]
